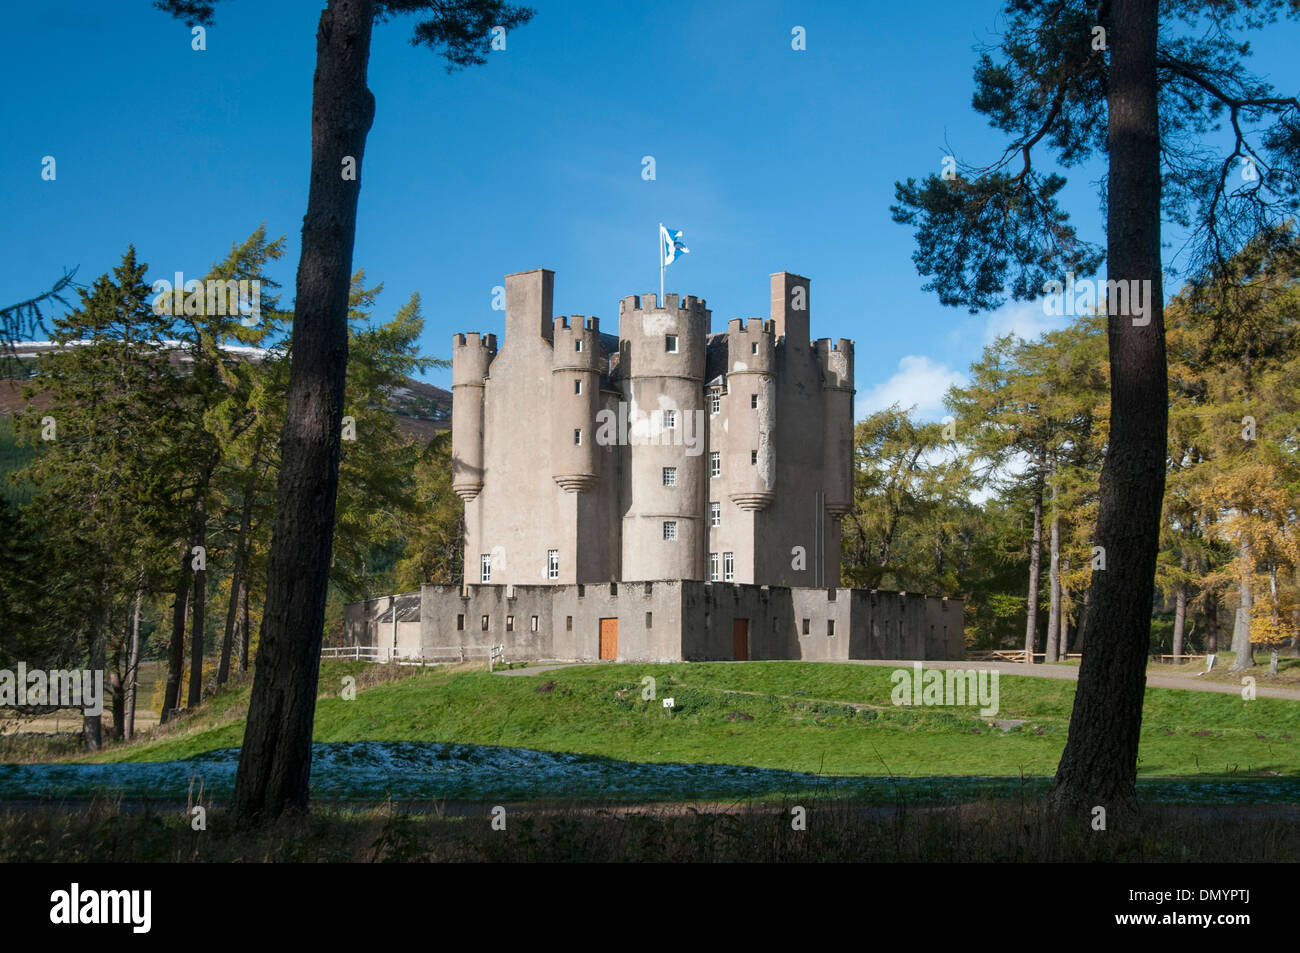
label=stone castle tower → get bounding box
[451,268,854,589]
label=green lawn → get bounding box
[81,661,1300,780]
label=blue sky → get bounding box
[3,1,1297,419]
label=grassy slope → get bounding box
[83,661,1300,779]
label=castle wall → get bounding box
[347,584,965,663]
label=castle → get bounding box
[345,268,963,663]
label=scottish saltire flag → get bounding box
[660,225,689,265]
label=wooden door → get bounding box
[599,618,618,660]
[732,618,749,661]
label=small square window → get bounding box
[665,334,678,353]
[663,409,676,429]
[751,342,758,355]
[456,614,465,631]
[645,611,653,628]
[663,466,677,486]
[577,584,585,597]
[663,521,677,540]
[531,615,539,632]
[507,615,514,631]
[802,618,810,635]
[610,583,618,596]
[644,581,653,595]
[566,615,573,631]
[750,393,758,409]
[827,620,835,637]
[751,450,758,465]
[710,452,720,478]
[574,379,582,395]
[709,501,720,527]
[575,339,583,352]
[481,615,490,631]
[574,428,582,445]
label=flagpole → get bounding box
[658,222,664,303]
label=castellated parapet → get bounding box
[450,331,497,502]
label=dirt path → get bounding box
[844,658,1300,700]
[493,657,1300,700]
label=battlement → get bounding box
[619,292,710,317]
[814,337,854,389]
[553,315,600,333]
[552,315,604,372]
[727,318,776,374]
[452,332,497,386]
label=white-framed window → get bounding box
[547,549,559,580]
[710,451,720,478]
[665,334,678,353]
[709,501,720,527]
[574,379,582,395]
[480,553,491,583]
[710,391,721,415]
[663,521,677,541]
[575,339,583,352]
[663,467,677,486]
[723,552,735,582]
[574,428,582,445]
[663,409,676,429]
[709,552,719,581]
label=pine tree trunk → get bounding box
[238,581,251,672]
[187,488,208,707]
[1060,557,1071,657]
[219,448,260,686]
[1046,472,1061,662]
[1048,0,1165,814]
[125,587,141,741]
[1024,475,1044,663]
[161,553,191,723]
[1206,590,1218,653]
[232,0,376,823]
[83,600,108,750]
[1229,539,1255,671]
[1172,583,1186,661]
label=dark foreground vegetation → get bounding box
[2,798,1296,863]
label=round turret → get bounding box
[618,293,710,581]
[550,315,604,491]
[451,332,496,501]
[725,318,777,511]
[816,338,854,518]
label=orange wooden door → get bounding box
[599,618,618,660]
[732,619,749,661]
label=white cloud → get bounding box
[856,355,964,422]
[982,297,1068,344]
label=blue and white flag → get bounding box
[660,225,690,266]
